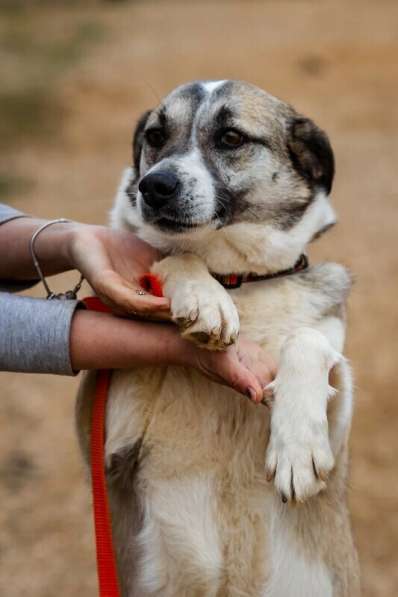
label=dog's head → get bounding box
[113,80,336,273]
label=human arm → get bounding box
[0,290,274,401]
[70,310,276,401]
[0,292,82,375]
[0,206,169,314]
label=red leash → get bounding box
[83,296,120,597]
[83,274,163,597]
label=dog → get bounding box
[77,80,360,596]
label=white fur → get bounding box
[110,167,139,230]
[265,508,333,597]
[173,149,216,223]
[202,80,226,94]
[265,325,341,501]
[139,476,223,596]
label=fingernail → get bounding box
[246,387,257,402]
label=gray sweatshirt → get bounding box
[0,203,81,375]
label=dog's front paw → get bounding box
[170,280,240,350]
[265,401,334,503]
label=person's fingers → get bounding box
[99,299,172,322]
[101,287,170,315]
[189,341,277,405]
[92,271,170,314]
[227,360,264,402]
[236,355,277,403]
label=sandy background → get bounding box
[0,1,397,595]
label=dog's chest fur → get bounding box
[102,264,349,597]
[105,263,346,463]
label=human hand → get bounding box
[186,335,277,403]
[68,224,170,316]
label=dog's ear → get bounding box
[287,117,335,194]
[132,109,152,173]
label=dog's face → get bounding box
[112,81,335,272]
[115,80,336,272]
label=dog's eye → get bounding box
[145,128,166,149]
[218,129,246,149]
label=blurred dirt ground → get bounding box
[0,1,397,595]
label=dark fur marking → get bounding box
[125,179,138,206]
[132,110,152,172]
[310,221,336,241]
[107,440,144,492]
[215,105,235,129]
[211,80,232,99]
[287,117,335,194]
[215,183,251,226]
[179,82,206,108]
[199,154,250,225]
[157,107,168,129]
[276,195,315,230]
[128,110,153,207]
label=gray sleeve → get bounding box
[0,202,38,291]
[0,203,26,225]
[0,292,83,375]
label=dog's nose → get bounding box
[139,171,180,209]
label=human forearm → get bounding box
[0,213,169,314]
[0,290,275,397]
[0,216,75,280]
[70,310,193,370]
[0,294,189,374]
[70,310,276,402]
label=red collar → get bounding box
[211,254,309,289]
